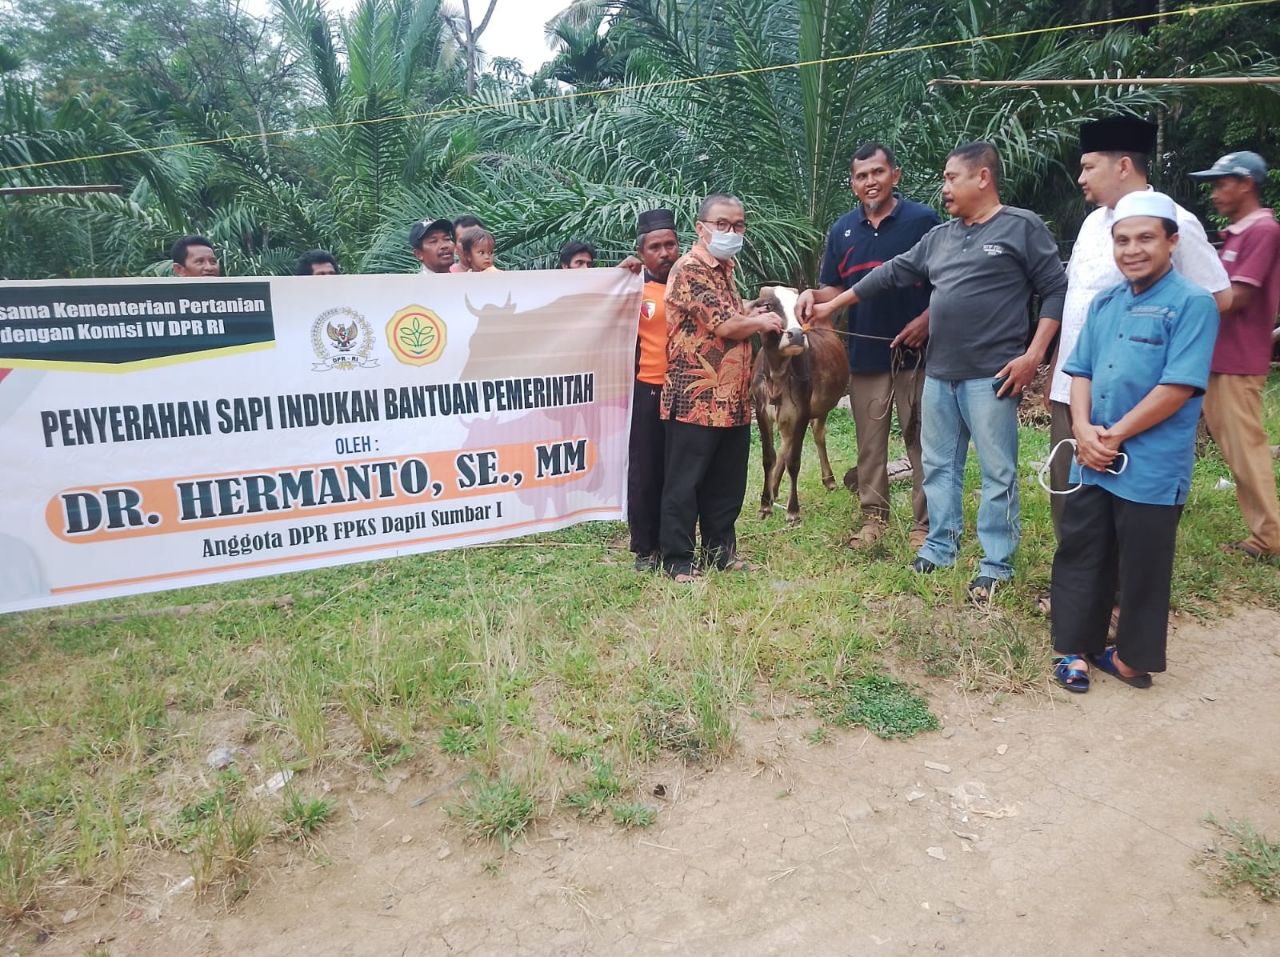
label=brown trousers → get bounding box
[848,368,928,532]
[1202,373,1280,555]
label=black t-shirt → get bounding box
[819,195,940,374]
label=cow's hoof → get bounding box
[822,476,837,491]
[758,506,773,520]
[785,512,801,526]
[842,467,858,491]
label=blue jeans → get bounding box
[918,375,1020,580]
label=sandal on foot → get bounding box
[1052,655,1090,693]
[911,557,938,574]
[968,576,999,604]
[1088,647,1152,688]
[720,558,758,572]
[1220,541,1278,563]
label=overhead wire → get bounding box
[2,0,1278,177]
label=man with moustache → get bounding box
[1044,117,1230,540]
[800,142,1066,603]
[1189,150,1280,561]
[629,208,681,571]
[170,236,221,277]
[797,142,939,550]
[1050,191,1219,692]
[409,217,456,274]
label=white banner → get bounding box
[0,269,642,613]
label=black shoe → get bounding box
[634,552,659,572]
[967,575,999,604]
[911,556,938,574]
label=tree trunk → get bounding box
[458,0,500,98]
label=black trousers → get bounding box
[628,381,665,555]
[1050,484,1183,673]
[659,420,750,574]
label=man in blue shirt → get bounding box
[797,143,939,550]
[1051,191,1219,693]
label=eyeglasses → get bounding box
[700,218,747,234]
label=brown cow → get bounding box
[751,286,850,523]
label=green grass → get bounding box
[611,803,657,829]
[1203,815,1280,902]
[1,372,1278,917]
[282,791,336,840]
[818,672,939,739]
[562,759,624,818]
[448,775,537,849]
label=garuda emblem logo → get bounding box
[327,320,359,352]
[311,307,378,371]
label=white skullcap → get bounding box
[1113,190,1177,224]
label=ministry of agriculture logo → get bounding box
[386,305,447,366]
[311,307,378,371]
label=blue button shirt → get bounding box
[819,194,939,374]
[1062,269,1219,505]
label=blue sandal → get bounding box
[1052,655,1090,693]
[1088,647,1152,689]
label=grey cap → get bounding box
[408,217,455,249]
[1189,150,1268,183]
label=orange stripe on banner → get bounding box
[46,438,595,544]
[48,507,614,594]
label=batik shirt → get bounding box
[661,245,752,427]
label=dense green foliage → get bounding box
[2,0,1278,282]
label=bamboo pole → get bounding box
[0,184,123,197]
[931,77,1280,87]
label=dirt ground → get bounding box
[17,606,1280,957]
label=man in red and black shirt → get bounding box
[798,142,939,550]
[660,193,783,581]
[629,208,681,571]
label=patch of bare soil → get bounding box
[18,608,1280,956]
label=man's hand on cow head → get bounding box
[811,299,838,325]
[795,288,816,321]
[758,311,785,335]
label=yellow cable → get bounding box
[2,0,1275,177]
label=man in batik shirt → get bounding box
[659,193,783,582]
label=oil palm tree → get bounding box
[361,0,1165,285]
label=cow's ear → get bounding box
[758,285,774,301]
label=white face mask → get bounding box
[704,228,744,260]
[1037,438,1129,496]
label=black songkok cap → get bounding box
[637,208,677,239]
[1079,116,1157,156]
